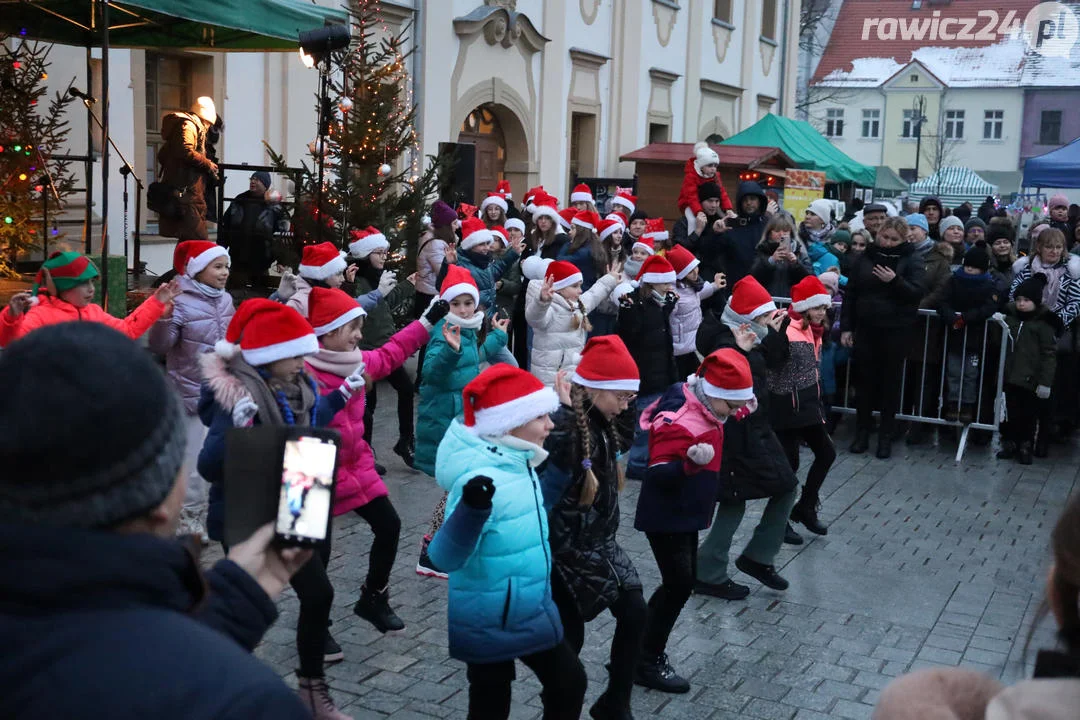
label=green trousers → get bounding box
[696,489,797,584]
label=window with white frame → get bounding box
[944,109,965,139]
[825,108,844,137]
[861,109,880,138]
[902,109,915,138]
[983,110,1003,140]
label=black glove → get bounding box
[462,475,496,509]
[1047,311,1066,337]
[424,298,451,325]
[664,291,678,306]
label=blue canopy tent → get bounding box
[1022,137,1080,189]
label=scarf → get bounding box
[807,223,835,245]
[445,312,484,330]
[649,289,668,305]
[1031,255,1067,311]
[462,248,492,269]
[687,374,730,423]
[623,257,643,279]
[487,433,550,467]
[679,275,705,293]
[190,278,225,298]
[306,347,365,378]
[720,302,769,345]
[264,371,318,426]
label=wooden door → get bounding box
[458,132,503,205]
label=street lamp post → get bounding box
[912,95,927,180]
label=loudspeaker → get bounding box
[438,142,476,207]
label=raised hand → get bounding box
[442,322,462,352]
[713,272,727,290]
[695,212,708,234]
[345,264,359,283]
[841,331,854,348]
[733,323,757,351]
[554,369,572,406]
[507,232,525,254]
[378,270,398,295]
[462,475,496,509]
[491,312,510,334]
[6,292,33,317]
[539,275,555,302]
[766,309,788,332]
[422,297,450,326]
[606,259,624,280]
[231,396,259,427]
[154,277,183,305]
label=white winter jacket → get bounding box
[525,273,619,386]
[670,278,719,356]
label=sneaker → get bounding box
[416,535,448,579]
[634,652,690,694]
[694,578,750,600]
[790,503,828,536]
[353,585,405,633]
[296,675,353,720]
[734,555,789,591]
[783,522,804,545]
[323,634,344,665]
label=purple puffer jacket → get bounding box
[148,276,235,414]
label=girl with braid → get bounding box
[542,337,646,720]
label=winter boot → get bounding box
[735,555,789,590]
[694,578,750,600]
[790,497,829,536]
[589,691,635,720]
[1017,442,1034,465]
[875,433,892,459]
[634,652,690,694]
[849,429,870,454]
[323,633,344,664]
[996,441,1017,460]
[783,522,804,545]
[354,584,405,633]
[392,436,415,468]
[296,676,353,720]
[959,404,975,425]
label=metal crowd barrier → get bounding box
[772,298,1009,463]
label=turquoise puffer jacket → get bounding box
[427,419,564,664]
[414,319,507,475]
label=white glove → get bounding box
[991,312,1005,323]
[339,362,366,398]
[378,270,397,295]
[686,442,715,466]
[232,397,259,427]
[1036,385,1052,400]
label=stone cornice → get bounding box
[453,5,550,54]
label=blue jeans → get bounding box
[626,393,660,480]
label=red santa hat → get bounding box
[643,218,669,244]
[695,348,754,401]
[631,235,656,256]
[665,244,700,280]
[598,217,623,242]
[215,298,318,366]
[173,240,229,278]
[572,210,601,232]
[636,255,677,285]
[308,286,367,336]
[299,242,348,281]
[347,226,388,258]
[505,218,526,234]
[790,275,832,313]
[463,364,560,437]
[728,276,777,322]
[606,211,628,228]
[570,183,594,205]
[480,192,508,214]
[440,264,479,305]
[489,225,508,247]
[524,185,546,210]
[496,179,513,200]
[460,217,494,250]
[611,189,637,215]
[546,260,584,291]
[571,335,640,392]
[555,207,575,231]
[531,194,561,225]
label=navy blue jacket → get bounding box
[0,523,308,719]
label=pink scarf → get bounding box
[306,347,365,379]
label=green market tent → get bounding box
[721,113,877,187]
[908,167,998,206]
[874,165,908,195]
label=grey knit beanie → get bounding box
[0,323,186,529]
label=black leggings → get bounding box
[363,366,414,445]
[854,326,911,434]
[465,640,586,719]
[641,532,698,657]
[290,542,334,678]
[352,495,401,590]
[776,423,836,503]
[553,575,646,708]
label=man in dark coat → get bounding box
[712,181,769,285]
[219,171,289,291]
[0,323,312,720]
[157,96,218,240]
[672,181,727,279]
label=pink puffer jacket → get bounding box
[305,320,429,514]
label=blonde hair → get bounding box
[571,383,624,506]
[569,298,593,331]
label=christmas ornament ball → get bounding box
[378,163,392,176]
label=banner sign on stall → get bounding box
[783,169,827,223]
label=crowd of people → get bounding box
[2,134,1079,720]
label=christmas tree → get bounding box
[0,34,76,277]
[267,0,447,270]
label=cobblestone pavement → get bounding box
[210,387,1076,719]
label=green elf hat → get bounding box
[33,251,99,296]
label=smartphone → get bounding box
[274,430,340,547]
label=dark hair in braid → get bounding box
[569,383,625,506]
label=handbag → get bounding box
[147,179,183,219]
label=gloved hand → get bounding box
[339,362,366,398]
[420,297,451,330]
[462,475,496,509]
[232,397,259,427]
[686,442,715,466]
[991,312,1005,323]
[1037,385,1052,400]
[378,270,397,295]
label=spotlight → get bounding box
[298,24,350,68]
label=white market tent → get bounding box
[908,167,998,206]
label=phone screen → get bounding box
[275,435,337,544]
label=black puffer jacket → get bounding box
[543,404,640,621]
[618,290,678,396]
[696,311,798,501]
[840,242,926,333]
[715,181,769,284]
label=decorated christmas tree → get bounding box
[0,34,76,277]
[267,0,446,270]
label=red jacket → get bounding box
[677,158,733,215]
[0,295,167,348]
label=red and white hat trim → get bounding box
[236,335,316,367]
[639,267,677,284]
[505,218,525,233]
[531,197,561,225]
[611,192,636,215]
[461,222,494,250]
[570,372,639,391]
[468,385,560,437]
[571,214,596,231]
[675,257,700,280]
[186,244,229,278]
[440,265,480,305]
[599,220,622,242]
[792,293,832,313]
[480,193,508,213]
[348,228,388,258]
[644,229,669,242]
[548,261,583,291]
[631,237,656,255]
[489,226,508,247]
[312,305,366,336]
[299,252,348,281]
[570,183,594,204]
[699,376,754,401]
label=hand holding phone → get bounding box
[275,432,340,547]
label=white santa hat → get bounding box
[570,183,594,204]
[348,226,389,258]
[694,348,754,401]
[505,218,526,234]
[480,192,508,214]
[463,364,559,438]
[173,240,229,278]
[693,141,720,174]
[214,298,318,366]
[571,335,640,392]
[460,218,494,250]
[299,242,348,281]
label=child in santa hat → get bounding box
[147,241,235,539]
[304,287,450,634]
[427,364,586,719]
[196,298,354,720]
[523,258,623,386]
[666,244,727,378]
[415,266,510,577]
[542,337,646,719]
[0,251,181,348]
[569,182,598,214]
[617,255,680,480]
[480,191,509,229]
[676,141,735,228]
[769,276,836,542]
[557,209,607,290]
[634,348,756,694]
[276,241,387,318]
[453,217,524,319]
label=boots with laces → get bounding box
[296,676,353,720]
